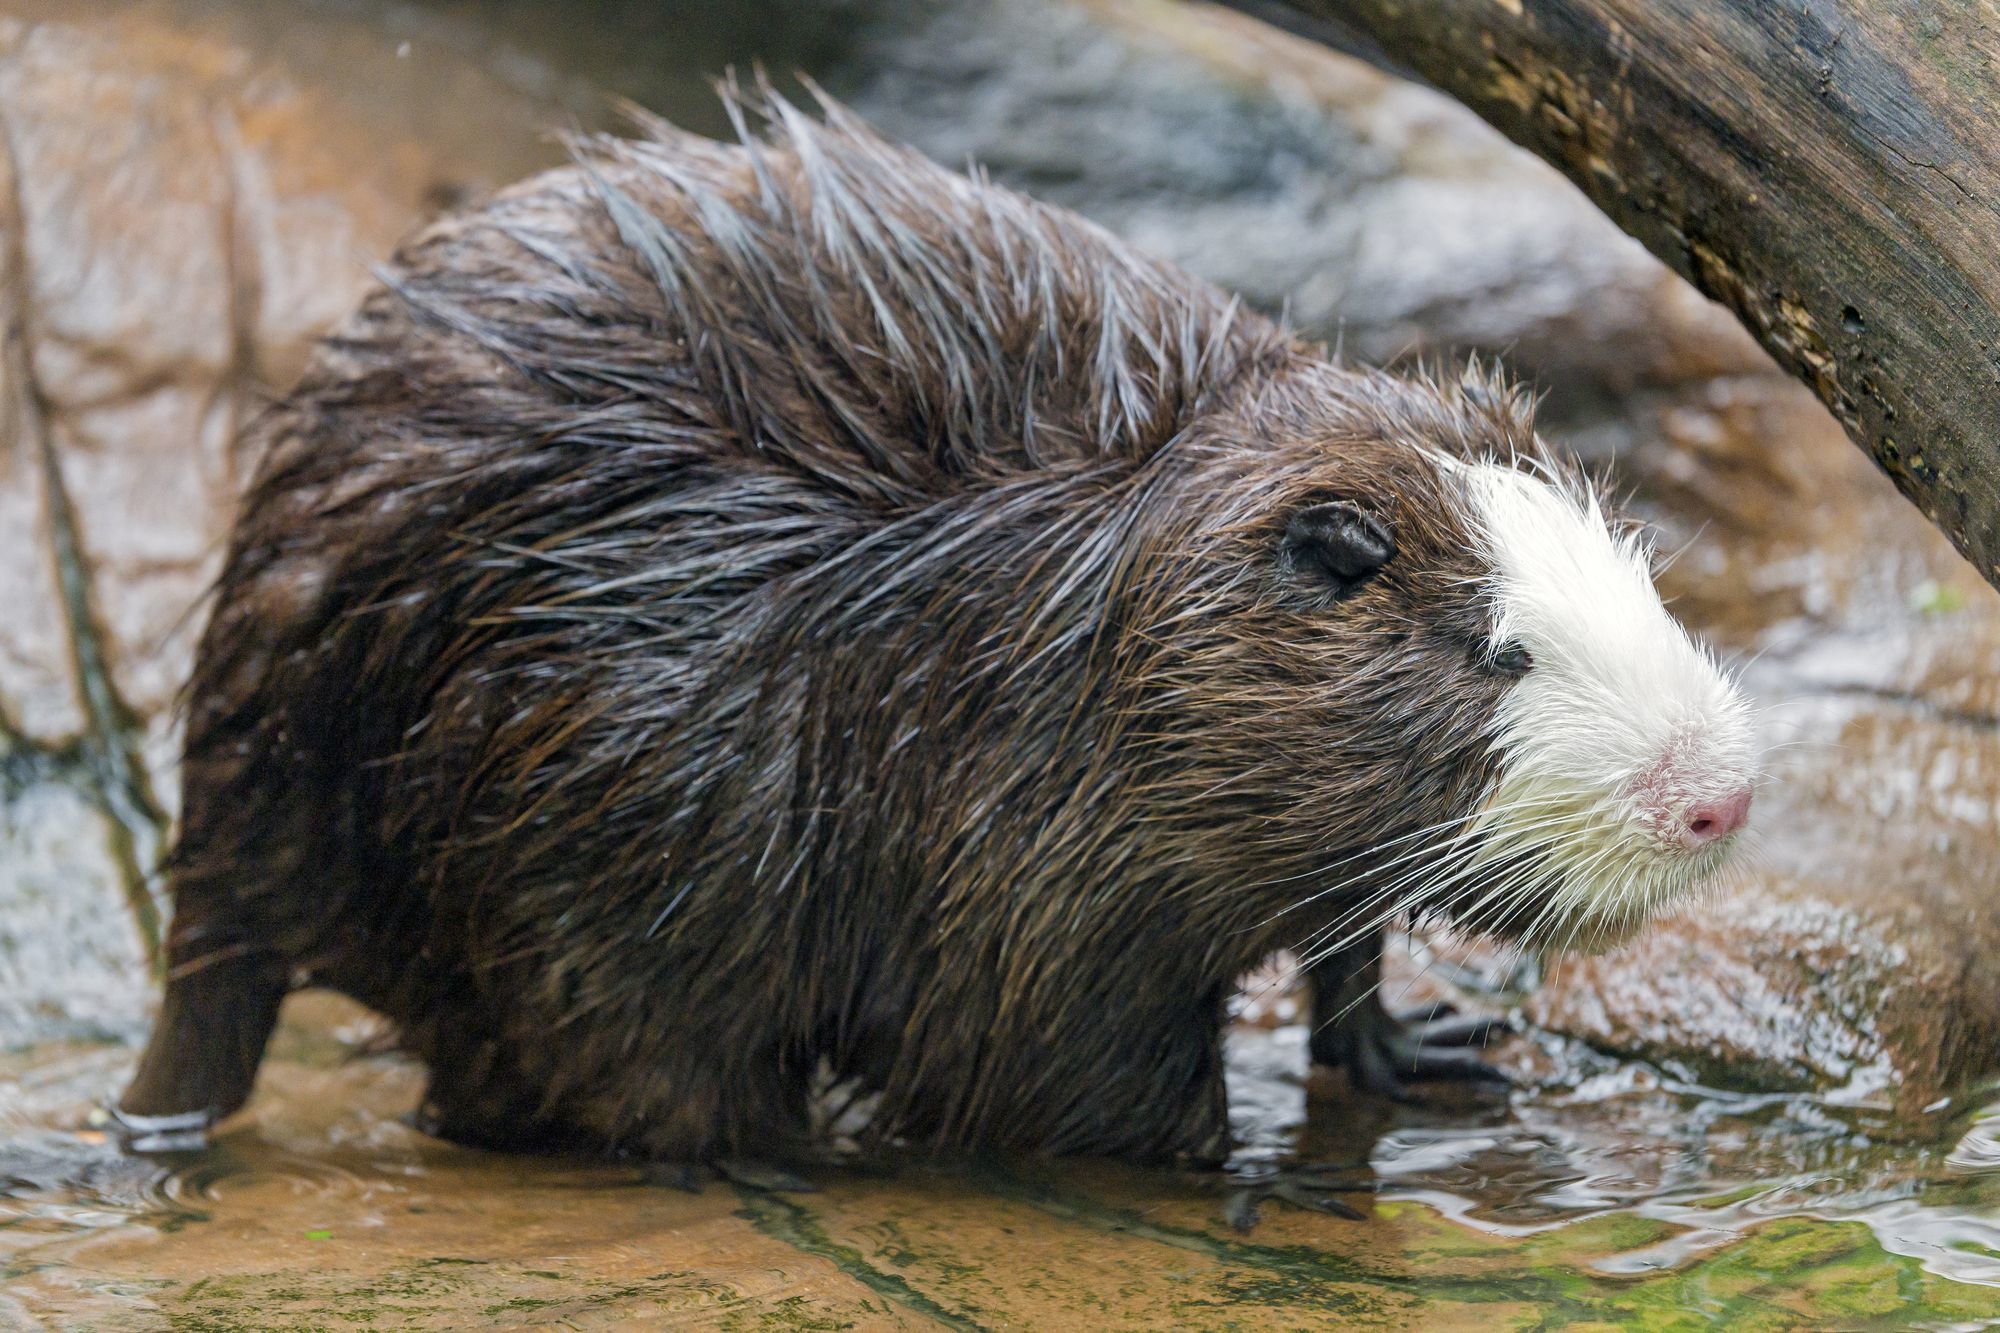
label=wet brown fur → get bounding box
[124,91,1545,1166]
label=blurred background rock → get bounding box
[5,0,1998,1117]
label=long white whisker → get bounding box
[1280,798,1584,950]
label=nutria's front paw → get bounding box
[1222,1162,1375,1232]
[1311,998,1513,1102]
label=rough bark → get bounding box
[1232,0,2000,586]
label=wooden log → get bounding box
[1230,0,2000,586]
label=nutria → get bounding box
[116,91,1756,1176]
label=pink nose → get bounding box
[1682,786,1752,846]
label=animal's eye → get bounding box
[1488,641,1534,677]
[1281,501,1396,601]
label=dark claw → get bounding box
[1383,1026,1513,1082]
[1311,978,1514,1101]
[642,1161,705,1193]
[99,1105,216,1155]
[642,1159,815,1194]
[1224,1164,1374,1231]
[716,1158,816,1193]
[1400,1010,1507,1050]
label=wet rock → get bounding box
[15,993,2000,1325]
[1528,377,2000,1115]
[0,1,574,748]
[0,784,154,1045]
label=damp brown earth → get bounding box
[7,0,2000,1327]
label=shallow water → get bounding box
[8,995,2000,1328]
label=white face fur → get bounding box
[1453,459,1758,948]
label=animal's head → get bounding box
[1145,364,1755,952]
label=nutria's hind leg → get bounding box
[412,1018,572,1153]
[115,949,287,1152]
[414,1002,819,1200]
[632,1049,819,1195]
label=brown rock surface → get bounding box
[0,1,569,748]
[1524,375,2000,1114]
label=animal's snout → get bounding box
[1678,785,1752,848]
[1621,732,1755,855]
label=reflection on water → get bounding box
[8,999,2000,1326]
[1237,1019,2000,1298]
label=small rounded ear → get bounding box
[1283,501,1396,598]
